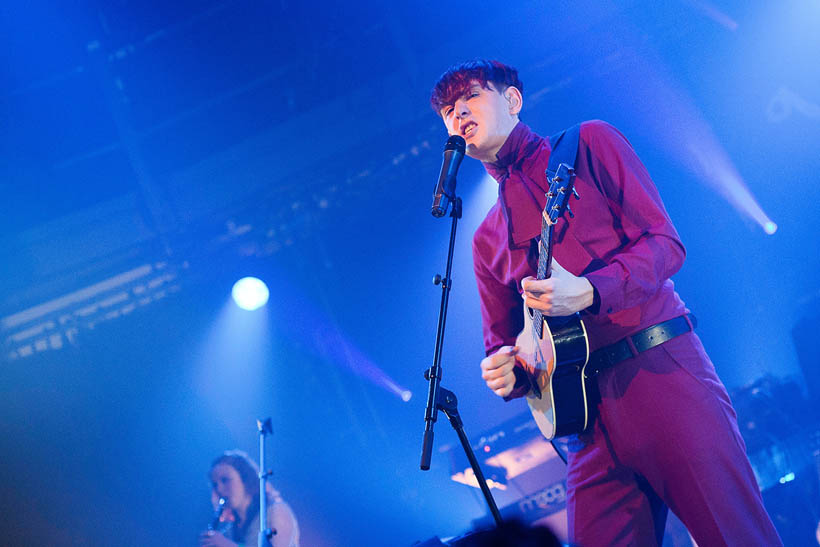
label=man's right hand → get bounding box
[480,346,519,398]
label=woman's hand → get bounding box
[199,530,238,547]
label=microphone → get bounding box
[209,497,228,531]
[431,135,466,217]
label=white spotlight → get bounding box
[232,277,269,311]
[763,221,778,235]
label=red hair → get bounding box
[430,60,523,115]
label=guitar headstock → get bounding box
[544,163,578,226]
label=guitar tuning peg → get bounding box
[572,188,580,200]
[566,205,574,218]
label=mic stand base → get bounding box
[436,386,503,528]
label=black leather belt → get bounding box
[586,314,696,377]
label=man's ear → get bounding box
[504,86,523,116]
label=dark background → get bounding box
[1,1,819,545]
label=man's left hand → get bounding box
[521,260,594,316]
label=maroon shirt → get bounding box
[473,120,688,399]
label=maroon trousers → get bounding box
[566,332,782,546]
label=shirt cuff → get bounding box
[584,268,620,316]
[584,281,602,315]
[503,358,534,401]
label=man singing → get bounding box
[430,60,781,546]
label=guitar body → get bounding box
[519,306,591,439]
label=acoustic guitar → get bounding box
[516,163,591,440]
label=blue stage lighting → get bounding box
[232,277,269,310]
[764,221,777,235]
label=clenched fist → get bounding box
[480,346,519,398]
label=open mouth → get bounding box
[462,122,477,137]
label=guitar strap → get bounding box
[546,123,581,179]
[546,123,585,459]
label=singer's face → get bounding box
[210,463,252,512]
[440,81,520,162]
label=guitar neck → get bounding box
[536,213,554,281]
[531,212,554,340]
[530,164,575,339]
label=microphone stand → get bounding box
[257,418,276,547]
[419,196,503,528]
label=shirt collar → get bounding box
[482,120,544,181]
[481,121,553,249]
